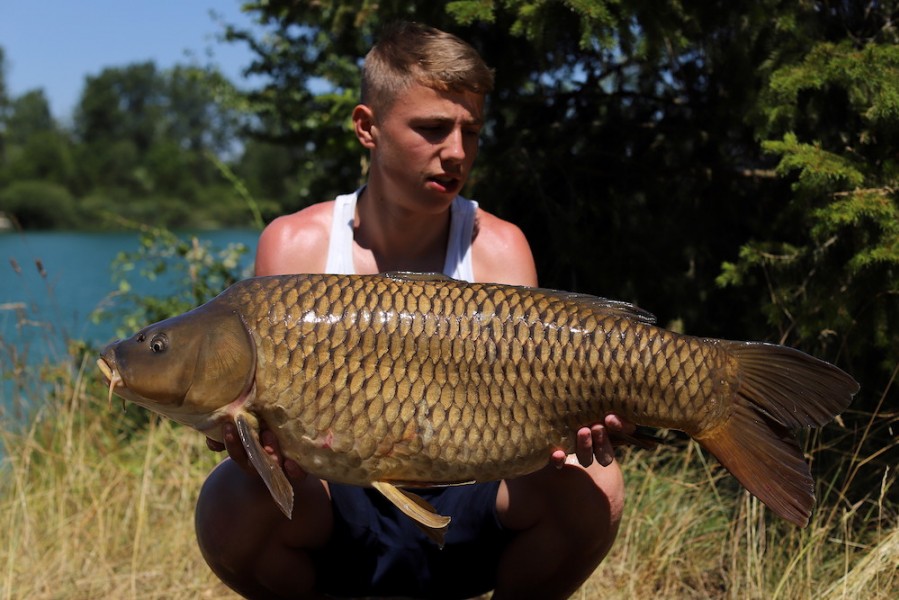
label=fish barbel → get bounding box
[97,272,858,544]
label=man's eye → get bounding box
[418,124,445,133]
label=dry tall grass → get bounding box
[583,440,897,600]
[1,350,896,599]
[0,353,238,599]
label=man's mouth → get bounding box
[428,175,460,192]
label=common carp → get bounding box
[97,272,858,544]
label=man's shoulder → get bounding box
[263,202,334,244]
[255,201,336,275]
[270,201,335,232]
[474,207,529,248]
[471,207,537,286]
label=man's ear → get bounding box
[353,104,377,149]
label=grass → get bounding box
[585,437,898,600]
[1,316,896,599]
[0,352,234,599]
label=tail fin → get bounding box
[695,342,858,527]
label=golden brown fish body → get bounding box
[249,274,725,485]
[98,272,858,539]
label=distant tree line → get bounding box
[0,52,294,230]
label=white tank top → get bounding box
[324,188,478,282]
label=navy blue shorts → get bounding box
[311,482,513,598]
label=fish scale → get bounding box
[99,271,858,543]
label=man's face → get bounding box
[367,83,484,211]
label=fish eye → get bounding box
[149,333,168,353]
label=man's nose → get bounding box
[441,128,466,162]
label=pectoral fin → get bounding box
[372,481,451,548]
[235,413,294,519]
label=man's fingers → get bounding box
[575,427,594,467]
[283,458,307,481]
[552,423,623,469]
[592,424,615,467]
[604,413,636,435]
[221,421,257,473]
[212,422,307,483]
[550,449,568,469]
[260,429,280,455]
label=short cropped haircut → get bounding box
[361,21,495,114]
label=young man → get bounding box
[196,22,630,599]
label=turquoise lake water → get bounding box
[0,229,259,412]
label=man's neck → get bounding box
[352,186,452,273]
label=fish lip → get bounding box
[96,356,114,381]
[96,356,126,405]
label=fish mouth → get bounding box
[96,357,124,406]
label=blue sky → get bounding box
[1,0,261,121]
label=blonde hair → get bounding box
[361,22,494,113]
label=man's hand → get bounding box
[205,423,307,482]
[551,414,636,469]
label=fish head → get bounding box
[97,299,256,427]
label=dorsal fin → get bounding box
[538,289,657,324]
[380,272,656,324]
[381,271,458,283]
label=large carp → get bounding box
[97,272,857,544]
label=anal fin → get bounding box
[372,481,451,548]
[235,413,295,519]
[696,402,813,526]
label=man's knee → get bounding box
[586,459,625,531]
[194,459,334,598]
[492,464,625,598]
[500,461,625,554]
[195,459,281,570]
[577,460,625,557]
